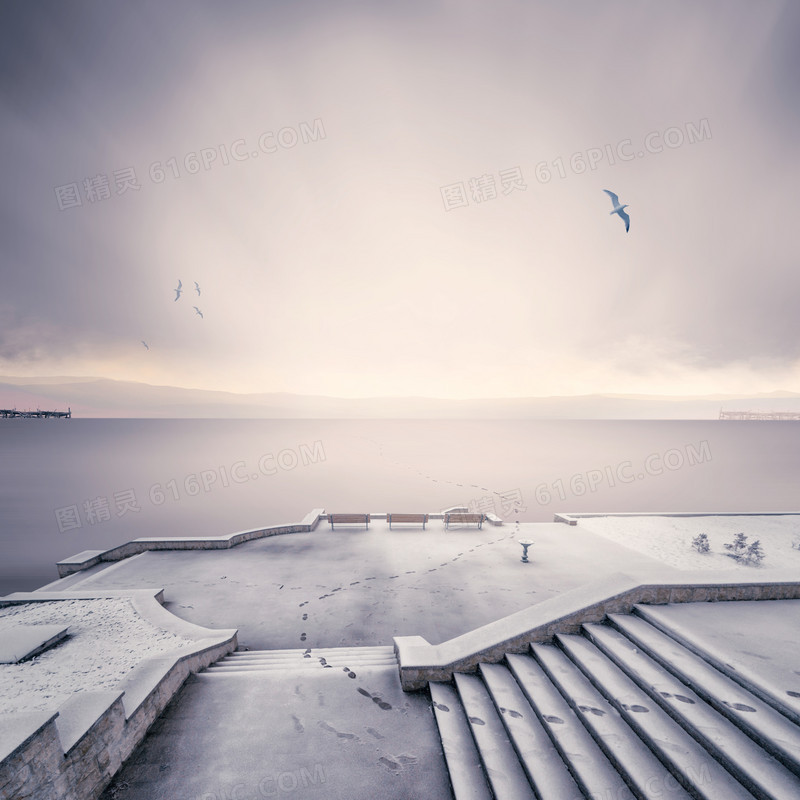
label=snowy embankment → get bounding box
[578,514,800,572]
[0,598,195,713]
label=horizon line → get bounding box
[2,374,800,403]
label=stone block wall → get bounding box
[0,633,234,799]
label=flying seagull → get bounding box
[194,281,201,296]
[141,340,150,350]
[174,280,183,301]
[603,189,630,232]
[193,306,204,319]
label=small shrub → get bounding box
[724,532,748,560]
[792,536,800,551]
[724,532,765,566]
[744,539,765,566]
[691,532,710,553]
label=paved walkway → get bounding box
[70,521,671,650]
[102,663,450,800]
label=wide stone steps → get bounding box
[610,610,800,778]
[430,609,800,800]
[632,604,800,729]
[202,645,397,674]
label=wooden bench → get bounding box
[328,513,370,530]
[387,513,429,530]
[444,512,484,530]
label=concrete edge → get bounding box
[0,710,59,763]
[0,625,70,664]
[0,588,166,606]
[394,570,800,690]
[52,508,327,578]
[127,589,238,641]
[556,511,800,522]
[62,552,150,591]
[54,690,126,755]
[116,633,237,718]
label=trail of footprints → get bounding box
[294,528,520,647]
[300,655,419,777]
[289,434,526,777]
[293,436,524,755]
[315,714,417,775]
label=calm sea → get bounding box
[1,419,798,594]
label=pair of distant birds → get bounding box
[174,280,203,317]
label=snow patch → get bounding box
[578,515,800,572]
[0,598,195,713]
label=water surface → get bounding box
[1,419,797,593]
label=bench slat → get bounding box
[328,513,370,529]
[387,513,429,530]
[444,512,484,529]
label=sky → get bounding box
[1,0,799,400]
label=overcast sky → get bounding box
[1,0,798,399]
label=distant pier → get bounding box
[719,410,800,420]
[0,407,72,419]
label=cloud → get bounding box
[0,1,798,397]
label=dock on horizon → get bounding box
[0,407,72,419]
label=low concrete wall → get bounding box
[53,506,502,581]
[555,510,800,525]
[0,590,236,800]
[394,570,800,690]
[56,508,325,577]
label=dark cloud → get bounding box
[748,1,800,136]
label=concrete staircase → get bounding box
[201,645,397,675]
[430,605,800,799]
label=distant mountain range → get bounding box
[2,375,800,418]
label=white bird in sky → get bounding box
[174,279,183,301]
[193,306,204,319]
[141,340,149,350]
[603,189,630,232]
[194,281,201,296]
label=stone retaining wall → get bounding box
[555,510,800,525]
[56,509,325,577]
[55,507,499,578]
[0,592,236,800]
[394,570,800,690]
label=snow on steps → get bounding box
[430,609,800,800]
[201,645,397,674]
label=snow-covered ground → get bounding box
[4,515,800,717]
[577,514,800,572]
[0,598,195,713]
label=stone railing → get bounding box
[0,589,236,800]
[54,506,504,580]
[554,510,800,526]
[56,508,325,577]
[394,569,800,690]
